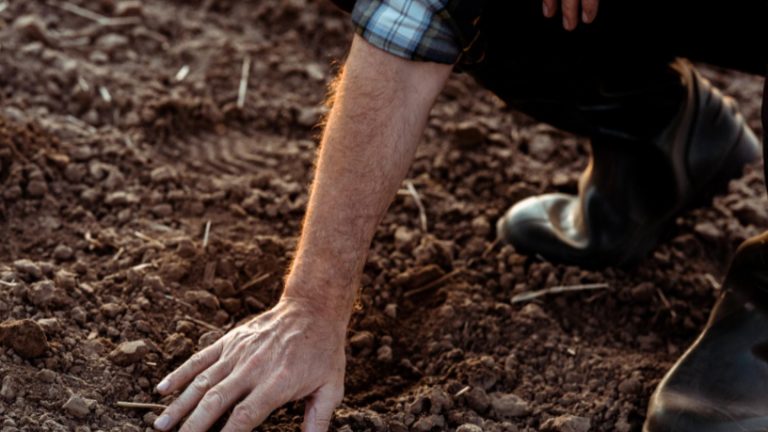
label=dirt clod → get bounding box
[62,395,96,418]
[52,245,74,262]
[489,392,530,419]
[27,281,69,308]
[108,340,150,366]
[411,414,446,432]
[13,259,42,281]
[0,319,49,358]
[164,333,194,361]
[184,290,220,311]
[376,345,393,363]
[13,15,48,42]
[350,331,375,351]
[541,415,592,432]
[1,376,18,401]
[456,424,483,432]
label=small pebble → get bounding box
[116,0,143,16]
[384,303,397,319]
[541,414,592,432]
[63,394,96,418]
[376,345,393,363]
[143,412,158,426]
[35,369,57,384]
[489,392,530,419]
[99,302,123,318]
[411,414,445,432]
[350,331,375,350]
[13,259,42,281]
[13,15,48,42]
[1,376,17,401]
[52,244,74,261]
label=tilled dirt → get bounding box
[0,1,765,431]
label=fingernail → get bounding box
[156,379,169,393]
[563,15,570,29]
[582,10,589,22]
[154,414,171,431]
[542,2,550,16]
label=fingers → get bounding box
[156,341,223,395]
[581,0,599,23]
[542,0,557,18]
[302,384,344,432]
[561,0,579,30]
[154,358,233,431]
[178,375,248,432]
[220,387,285,432]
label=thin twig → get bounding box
[704,273,721,290]
[110,247,125,263]
[53,2,140,26]
[511,283,610,304]
[202,220,211,249]
[164,294,194,309]
[56,2,109,22]
[131,262,156,272]
[183,315,221,332]
[0,280,18,287]
[98,86,112,103]
[134,231,166,249]
[237,55,251,109]
[454,385,471,398]
[238,272,272,292]
[404,269,463,298]
[482,238,501,258]
[116,401,167,410]
[656,288,677,319]
[404,180,428,232]
[175,65,190,82]
[84,231,99,246]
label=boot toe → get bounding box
[497,193,588,259]
[644,392,768,432]
[644,391,768,432]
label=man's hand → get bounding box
[152,35,451,431]
[542,0,599,31]
[153,298,347,432]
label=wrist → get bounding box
[281,270,358,325]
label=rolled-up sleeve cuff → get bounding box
[351,0,460,64]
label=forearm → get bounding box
[283,36,452,317]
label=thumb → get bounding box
[302,383,344,432]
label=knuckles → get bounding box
[191,374,211,393]
[200,390,224,413]
[229,405,256,430]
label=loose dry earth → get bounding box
[0,1,765,431]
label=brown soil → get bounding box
[0,1,765,431]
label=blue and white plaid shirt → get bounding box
[351,0,462,64]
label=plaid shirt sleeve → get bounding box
[351,0,461,64]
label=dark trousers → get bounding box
[465,0,766,141]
